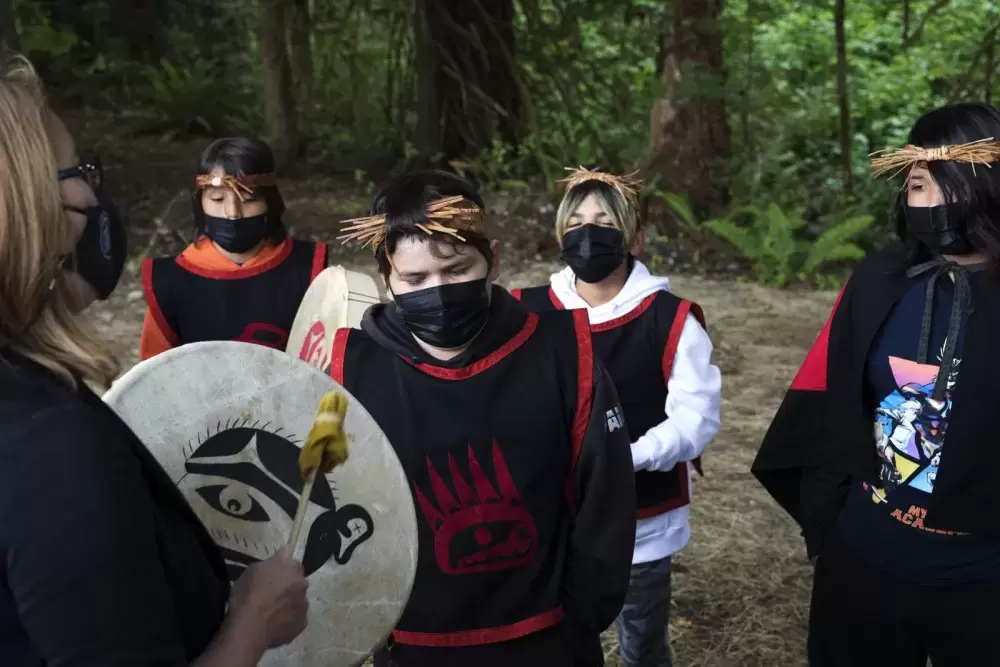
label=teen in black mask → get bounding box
[551,175,644,305]
[137,137,330,361]
[510,168,720,667]
[338,170,637,667]
[755,102,1000,667]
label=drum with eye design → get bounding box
[287,265,385,373]
[103,341,417,667]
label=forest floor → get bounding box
[70,112,838,666]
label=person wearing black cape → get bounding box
[334,170,636,667]
[752,102,1000,666]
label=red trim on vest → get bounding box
[392,607,564,647]
[644,298,699,516]
[591,293,657,333]
[687,300,706,476]
[328,328,350,385]
[311,242,327,279]
[636,464,691,519]
[141,258,180,346]
[663,300,706,479]
[175,239,296,280]
[403,313,540,381]
[661,300,693,382]
[548,287,565,309]
[509,288,522,300]
[565,308,594,512]
[789,283,848,392]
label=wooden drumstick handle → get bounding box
[288,471,318,552]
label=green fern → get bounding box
[705,218,759,258]
[660,192,872,286]
[800,215,873,276]
[662,193,699,228]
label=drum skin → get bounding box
[288,266,384,373]
[103,341,417,667]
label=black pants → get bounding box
[808,530,1000,666]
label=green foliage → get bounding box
[130,59,249,137]
[17,15,78,59]
[664,193,872,286]
[11,0,1000,282]
[726,0,999,236]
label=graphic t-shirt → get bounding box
[838,273,1000,583]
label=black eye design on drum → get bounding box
[180,419,375,581]
[195,484,271,522]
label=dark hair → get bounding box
[369,170,492,277]
[192,137,287,244]
[894,102,1000,264]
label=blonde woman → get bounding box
[0,55,309,666]
[512,168,722,667]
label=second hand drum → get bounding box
[287,265,384,372]
[103,341,417,667]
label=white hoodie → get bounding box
[549,261,722,564]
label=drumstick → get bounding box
[288,391,350,552]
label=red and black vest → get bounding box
[141,240,326,351]
[329,309,594,647]
[512,285,705,519]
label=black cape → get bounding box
[752,242,1000,557]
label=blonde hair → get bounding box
[554,180,640,247]
[0,54,118,389]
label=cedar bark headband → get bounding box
[338,195,487,255]
[870,138,1000,179]
[557,165,643,201]
[194,172,277,200]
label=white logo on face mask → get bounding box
[98,211,112,260]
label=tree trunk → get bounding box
[0,0,20,53]
[902,0,910,46]
[741,0,754,150]
[259,0,300,169]
[835,0,853,194]
[286,0,313,128]
[647,0,732,220]
[413,0,520,165]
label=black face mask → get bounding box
[393,278,491,349]
[559,225,626,283]
[204,213,268,254]
[904,203,976,256]
[65,191,127,301]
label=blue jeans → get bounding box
[614,556,673,667]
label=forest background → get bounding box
[1,1,995,664]
[6,0,997,285]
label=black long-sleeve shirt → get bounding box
[0,354,229,666]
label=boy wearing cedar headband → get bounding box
[513,167,722,667]
[334,170,637,667]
